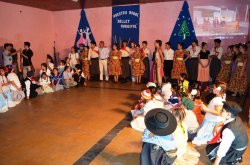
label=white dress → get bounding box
[7,73,25,102]
[192,96,225,145]
[161,82,172,101]
[131,96,164,132]
[39,77,53,93]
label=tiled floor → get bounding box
[0,82,249,165]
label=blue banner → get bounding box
[112,5,140,47]
[74,9,95,48]
[169,1,197,50]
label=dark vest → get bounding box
[24,78,39,98]
[221,117,248,149]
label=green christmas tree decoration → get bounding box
[178,20,190,40]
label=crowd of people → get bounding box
[131,79,248,165]
[0,38,249,164]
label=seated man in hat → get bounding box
[206,101,248,165]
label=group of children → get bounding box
[0,53,87,113]
[130,72,248,165]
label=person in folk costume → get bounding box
[141,41,151,83]
[120,40,131,83]
[131,45,145,84]
[209,39,223,84]
[228,44,248,96]
[231,44,240,74]
[171,43,189,80]
[192,81,227,146]
[186,39,201,83]
[109,43,122,83]
[150,40,164,87]
[80,46,90,81]
[206,101,248,165]
[197,42,210,91]
[130,41,137,83]
[216,45,234,83]
[163,42,174,80]
[68,46,80,68]
[24,71,43,99]
[88,41,100,81]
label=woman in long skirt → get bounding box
[228,44,248,96]
[171,43,189,80]
[81,46,90,81]
[216,45,234,83]
[197,42,210,87]
[109,44,122,83]
[132,45,145,84]
[151,40,164,87]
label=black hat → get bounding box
[90,41,96,45]
[214,39,221,44]
[223,101,242,116]
[144,108,177,136]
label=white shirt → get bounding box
[39,69,51,77]
[163,48,174,60]
[39,77,51,86]
[99,47,110,60]
[184,110,199,133]
[216,118,236,157]
[205,96,224,121]
[47,62,54,71]
[88,47,99,59]
[25,78,31,97]
[3,50,12,66]
[120,47,130,57]
[210,47,223,59]
[69,53,79,66]
[7,73,21,91]
[161,82,172,101]
[187,45,201,58]
[143,48,151,58]
[63,71,72,80]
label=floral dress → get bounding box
[216,54,234,83]
[132,52,145,76]
[81,52,90,78]
[109,50,122,76]
[228,53,248,94]
[171,50,188,79]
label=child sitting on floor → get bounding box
[40,63,51,77]
[58,60,66,74]
[39,72,54,93]
[0,84,8,113]
[63,66,77,88]
[6,65,24,105]
[190,88,204,125]
[50,68,64,92]
[72,64,86,87]
[165,84,180,110]
[161,77,172,101]
[24,71,43,99]
[192,81,227,146]
[178,73,189,94]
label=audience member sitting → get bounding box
[178,73,189,94]
[58,60,66,74]
[190,88,204,125]
[6,65,25,105]
[50,68,64,92]
[164,84,179,110]
[192,81,227,146]
[24,71,43,99]
[0,84,8,113]
[161,78,172,101]
[63,66,77,89]
[40,63,51,77]
[72,64,86,87]
[39,72,54,93]
[206,101,248,165]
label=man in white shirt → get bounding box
[163,42,174,79]
[210,39,223,59]
[206,101,248,165]
[88,41,99,80]
[186,40,201,82]
[99,41,110,81]
[120,40,131,82]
